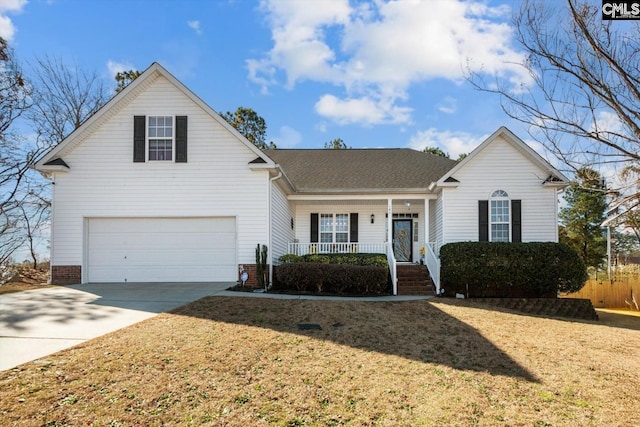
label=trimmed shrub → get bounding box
[300,253,388,269]
[440,242,587,298]
[278,254,302,264]
[273,262,390,295]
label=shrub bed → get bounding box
[273,262,391,296]
[440,242,587,298]
[279,253,388,269]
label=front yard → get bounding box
[1,297,638,426]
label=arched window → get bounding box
[490,190,510,242]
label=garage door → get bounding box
[87,217,236,282]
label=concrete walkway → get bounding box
[0,283,431,371]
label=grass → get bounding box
[0,296,638,426]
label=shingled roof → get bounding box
[264,149,457,193]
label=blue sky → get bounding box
[3,0,539,158]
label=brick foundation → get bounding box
[238,264,269,287]
[51,265,82,285]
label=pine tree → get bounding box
[559,168,607,270]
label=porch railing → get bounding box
[287,242,387,256]
[386,242,397,295]
[425,241,440,294]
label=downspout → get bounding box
[268,169,282,289]
[49,173,57,284]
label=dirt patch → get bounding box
[0,297,638,426]
[0,266,51,295]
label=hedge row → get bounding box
[279,253,388,269]
[440,242,587,298]
[273,262,391,295]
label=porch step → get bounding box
[396,264,435,296]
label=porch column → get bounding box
[387,198,393,244]
[424,198,429,245]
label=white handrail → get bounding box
[386,242,397,296]
[425,241,440,294]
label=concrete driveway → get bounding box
[0,282,232,371]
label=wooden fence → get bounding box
[562,278,640,309]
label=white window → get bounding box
[320,213,349,243]
[148,116,173,161]
[490,190,510,242]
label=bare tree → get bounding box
[0,38,32,277]
[28,55,110,147]
[2,56,110,273]
[0,38,29,136]
[0,38,31,208]
[19,188,49,268]
[468,0,640,206]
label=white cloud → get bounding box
[249,0,529,126]
[315,93,411,125]
[187,20,202,35]
[437,96,457,114]
[271,125,302,148]
[592,110,625,136]
[408,128,487,159]
[106,60,135,78]
[0,0,27,41]
[314,121,328,133]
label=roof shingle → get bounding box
[264,149,457,193]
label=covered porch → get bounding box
[284,196,441,295]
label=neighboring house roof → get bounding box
[436,126,569,189]
[35,62,275,172]
[264,148,457,193]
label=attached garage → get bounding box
[86,217,236,283]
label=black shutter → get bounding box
[511,200,522,243]
[310,213,319,243]
[175,116,187,163]
[133,116,146,162]
[479,200,489,241]
[350,213,358,242]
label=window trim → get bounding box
[319,213,350,244]
[147,115,175,162]
[490,190,510,242]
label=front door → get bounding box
[393,219,412,262]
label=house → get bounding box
[35,62,569,294]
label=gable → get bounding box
[452,135,549,188]
[436,127,568,189]
[48,75,272,176]
[35,62,274,172]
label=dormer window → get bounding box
[148,116,173,161]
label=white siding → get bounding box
[441,135,559,245]
[271,181,294,264]
[433,195,443,248]
[51,75,270,282]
